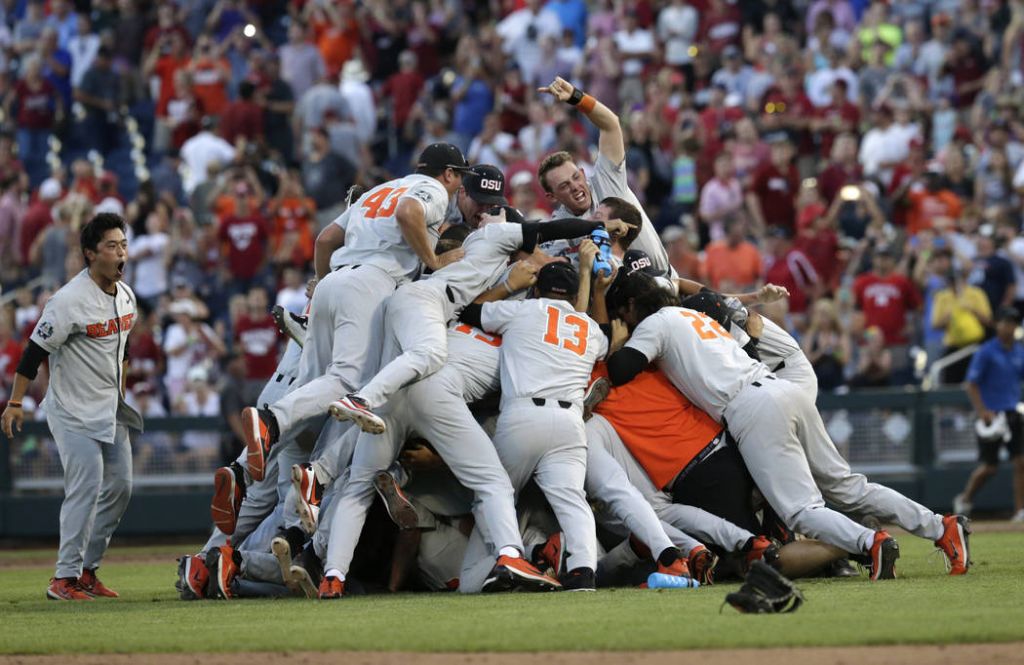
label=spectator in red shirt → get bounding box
[817,132,863,204]
[796,210,840,291]
[125,309,164,394]
[747,136,799,233]
[143,4,190,54]
[811,79,860,158]
[18,178,61,267]
[380,50,425,136]
[942,30,988,109]
[764,227,821,323]
[759,68,815,156]
[233,286,281,402]
[0,316,22,401]
[217,178,270,294]
[853,244,922,375]
[702,0,743,55]
[188,34,231,118]
[5,55,63,188]
[220,80,264,146]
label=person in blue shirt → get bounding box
[954,306,1024,522]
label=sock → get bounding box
[499,546,520,559]
[324,568,345,582]
[657,546,682,567]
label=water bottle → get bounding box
[591,228,612,277]
[646,572,700,589]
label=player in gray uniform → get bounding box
[2,214,141,601]
[604,273,972,580]
[535,76,672,277]
[681,285,973,575]
[316,309,561,598]
[241,143,470,483]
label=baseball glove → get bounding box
[723,560,804,614]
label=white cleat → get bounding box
[272,305,307,348]
[328,394,386,434]
[290,463,322,535]
[271,537,302,595]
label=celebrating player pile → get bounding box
[2,79,970,603]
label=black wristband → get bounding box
[568,87,585,106]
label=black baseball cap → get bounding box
[622,249,659,277]
[680,290,731,328]
[536,261,579,297]
[416,142,471,175]
[463,164,508,205]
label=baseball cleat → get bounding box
[483,555,562,593]
[211,463,246,535]
[687,546,717,585]
[328,394,386,434]
[373,470,418,529]
[560,566,596,591]
[241,407,272,482]
[78,568,119,598]
[205,544,240,599]
[934,515,971,575]
[291,463,324,535]
[657,555,691,579]
[176,554,209,600]
[46,577,92,601]
[318,576,345,599]
[532,532,566,578]
[272,305,307,348]
[745,535,780,570]
[868,530,899,581]
[271,531,306,595]
[290,545,324,599]
[582,376,611,422]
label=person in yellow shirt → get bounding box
[932,269,992,383]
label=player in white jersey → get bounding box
[678,283,974,576]
[604,273,973,580]
[457,262,614,590]
[535,76,672,277]
[2,214,141,601]
[316,315,561,598]
[240,143,470,483]
[329,168,633,434]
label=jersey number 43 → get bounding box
[361,187,408,219]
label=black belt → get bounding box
[333,263,361,272]
[446,285,455,303]
[532,398,572,409]
[665,430,729,491]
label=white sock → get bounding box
[325,568,346,581]
[499,546,520,559]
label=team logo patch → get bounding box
[412,190,434,204]
[36,321,53,340]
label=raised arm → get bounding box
[539,76,624,165]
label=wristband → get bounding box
[6,401,21,408]
[578,94,597,114]
[567,87,585,105]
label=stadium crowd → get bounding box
[2,0,1024,470]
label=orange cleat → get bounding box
[934,515,971,576]
[318,575,344,599]
[868,530,899,581]
[688,546,717,586]
[46,577,92,601]
[241,407,272,482]
[211,464,246,535]
[78,568,119,598]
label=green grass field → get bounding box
[1,531,1023,655]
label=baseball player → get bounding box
[535,76,671,276]
[603,273,972,580]
[678,283,973,576]
[2,213,141,601]
[317,294,561,599]
[241,143,470,483]
[329,194,633,434]
[456,262,615,591]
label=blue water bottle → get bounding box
[591,228,612,277]
[646,572,701,589]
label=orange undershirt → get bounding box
[592,363,723,489]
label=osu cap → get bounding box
[416,142,471,174]
[622,249,659,277]
[463,164,508,205]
